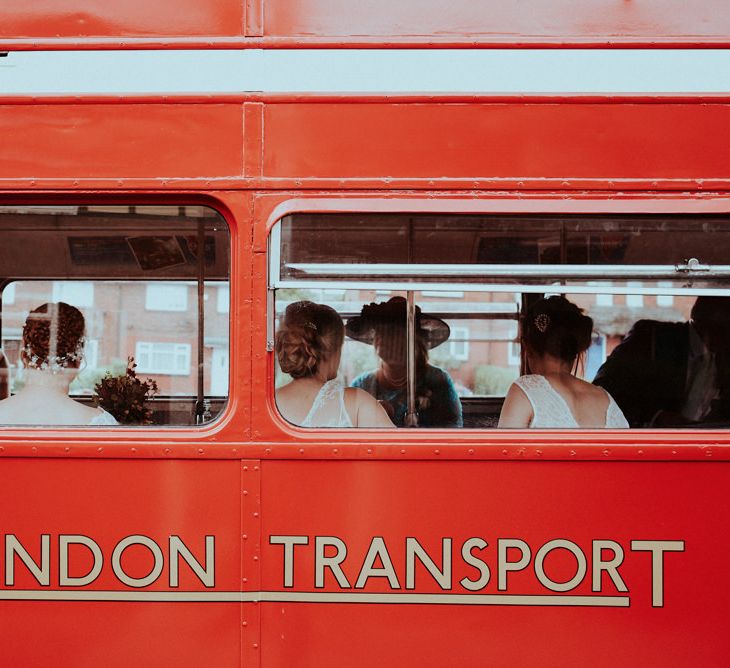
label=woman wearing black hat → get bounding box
[347,297,463,428]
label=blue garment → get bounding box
[352,364,463,428]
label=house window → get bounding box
[145,283,188,311]
[448,326,470,360]
[135,342,191,375]
[626,282,644,308]
[217,285,230,313]
[52,281,94,308]
[656,282,674,307]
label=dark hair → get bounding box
[691,296,730,328]
[22,302,86,369]
[276,301,345,379]
[521,296,593,366]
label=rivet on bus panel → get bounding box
[242,535,248,540]
[130,448,137,454]
[64,447,71,453]
[254,466,259,471]
[705,449,713,457]
[253,556,259,561]
[242,621,248,627]
[502,449,508,456]
[671,450,678,455]
[164,448,171,455]
[265,449,272,455]
[333,448,339,455]
[243,465,248,471]
[367,448,373,455]
[570,450,577,457]
[400,449,406,455]
[535,449,543,457]
[242,578,248,583]
[602,449,611,457]
[434,449,440,455]
[253,644,259,649]
[31,447,37,453]
[197,449,204,455]
[468,449,474,455]
[253,512,260,518]
[97,447,103,453]
[637,450,644,456]
[0,446,4,453]
[299,448,305,455]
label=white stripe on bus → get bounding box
[0,589,629,606]
[2,49,730,96]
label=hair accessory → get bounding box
[534,313,550,333]
[304,322,318,331]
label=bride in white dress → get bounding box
[0,302,118,426]
[276,301,393,428]
[499,296,628,429]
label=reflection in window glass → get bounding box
[0,205,229,427]
[272,212,730,430]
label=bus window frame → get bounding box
[0,193,241,450]
[255,193,730,455]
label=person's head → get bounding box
[345,297,449,372]
[276,301,345,381]
[690,296,730,355]
[521,296,593,373]
[21,302,86,372]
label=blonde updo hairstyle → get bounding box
[522,296,593,372]
[21,302,86,370]
[276,301,345,379]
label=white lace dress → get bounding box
[514,375,628,428]
[300,379,353,428]
[88,408,119,426]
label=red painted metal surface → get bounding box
[3,0,730,46]
[0,458,243,667]
[257,460,726,666]
[2,23,730,665]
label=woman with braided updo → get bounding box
[0,302,117,426]
[275,301,393,428]
[498,296,628,428]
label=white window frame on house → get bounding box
[84,338,99,369]
[217,285,230,313]
[145,283,188,312]
[135,341,191,375]
[52,281,94,308]
[448,325,470,360]
[422,290,464,298]
[626,281,644,308]
[508,340,521,367]
[588,281,614,306]
[656,281,674,307]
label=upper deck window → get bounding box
[270,212,730,430]
[0,205,229,427]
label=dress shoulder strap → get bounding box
[514,375,578,428]
[301,379,353,428]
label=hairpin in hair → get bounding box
[534,313,550,333]
[304,322,318,331]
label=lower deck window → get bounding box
[270,212,730,430]
[0,205,230,427]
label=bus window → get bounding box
[0,205,229,427]
[270,212,730,429]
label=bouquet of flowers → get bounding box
[94,357,158,425]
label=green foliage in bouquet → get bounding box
[94,357,159,425]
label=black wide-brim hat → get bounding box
[345,296,450,349]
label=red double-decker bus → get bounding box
[2,1,730,665]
